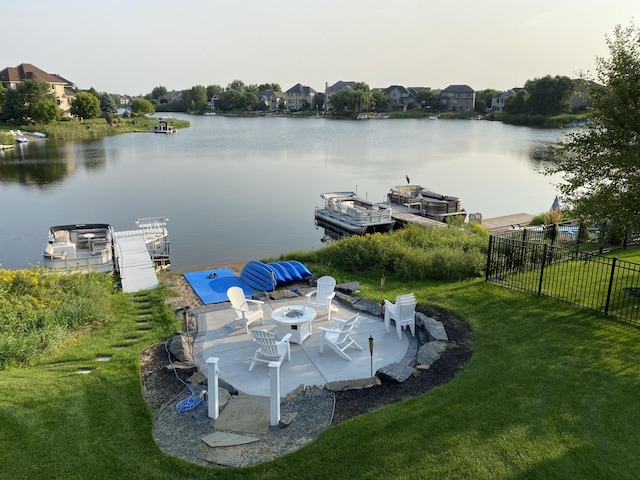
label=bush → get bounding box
[295,223,489,282]
[0,268,114,367]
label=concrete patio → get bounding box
[193,296,417,398]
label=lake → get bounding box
[0,115,565,271]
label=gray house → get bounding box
[285,83,317,111]
[439,84,475,112]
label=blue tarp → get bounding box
[183,268,251,304]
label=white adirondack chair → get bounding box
[248,329,292,371]
[306,276,338,321]
[226,286,264,334]
[319,314,363,361]
[384,293,417,339]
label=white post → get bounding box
[206,357,219,420]
[268,361,281,426]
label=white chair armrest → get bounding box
[305,290,318,298]
[280,333,292,343]
[245,299,264,305]
[319,326,340,334]
[327,292,336,300]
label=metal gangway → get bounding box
[114,217,170,293]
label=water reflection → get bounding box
[0,139,107,187]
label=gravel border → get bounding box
[153,384,335,467]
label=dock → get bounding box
[479,213,534,232]
[114,217,170,293]
[387,203,451,229]
[114,232,158,293]
[386,203,534,233]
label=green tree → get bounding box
[371,90,388,112]
[226,80,246,92]
[219,89,247,110]
[474,89,499,113]
[524,75,574,115]
[1,79,58,124]
[257,83,281,92]
[182,85,208,113]
[70,92,101,119]
[549,23,640,240]
[100,93,117,115]
[415,89,435,109]
[87,87,100,100]
[330,83,372,114]
[0,84,6,115]
[504,89,530,114]
[131,97,155,116]
[206,84,224,98]
[30,99,60,124]
[149,86,167,100]
[244,92,258,110]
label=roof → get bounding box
[285,83,317,95]
[442,84,475,93]
[384,85,411,95]
[326,80,356,95]
[0,63,67,85]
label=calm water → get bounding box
[0,115,565,271]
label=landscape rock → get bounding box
[376,362,415,383]
[166,361,199,373]
[325,376,381,391]
[417,313,449,342]
[336,282,360,295]
[335,293,382,316]
[416,341,448,368]
[169,332,195,363]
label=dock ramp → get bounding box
[114,231,159,293]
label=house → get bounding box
[256,90,285,111]
[325,80,357,96]
[0,63,76,114]
[285,83,316,111]
[382,85,417,111]
[439,84,475,112]
[158,90,183,105]
[490,88,522,111]
[569,79,594,112]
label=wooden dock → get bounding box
[479,213,535,232]
[386,202,534,233]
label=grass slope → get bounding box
[2,279,640,478]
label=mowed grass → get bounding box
[2,274,640,479]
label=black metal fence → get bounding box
[486,226,640,324]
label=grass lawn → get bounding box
[2,276,640,479]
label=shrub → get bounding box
[0,268,114,367]
[298,223,489,282]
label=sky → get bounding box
[4,0,640,96]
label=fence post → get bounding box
[206,357,220,419]
[538,243,548,296]
[485,235,494,282]
[268,361,281,426]
[604,258,617,316]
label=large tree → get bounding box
[131,97,155,116]
[1,79,59,124]
[182,85,208,113]
[474,89,499,113]
[71,91,101,119]
[549,23,640,240]
[329,82,372,114]
[524,75,574,115]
